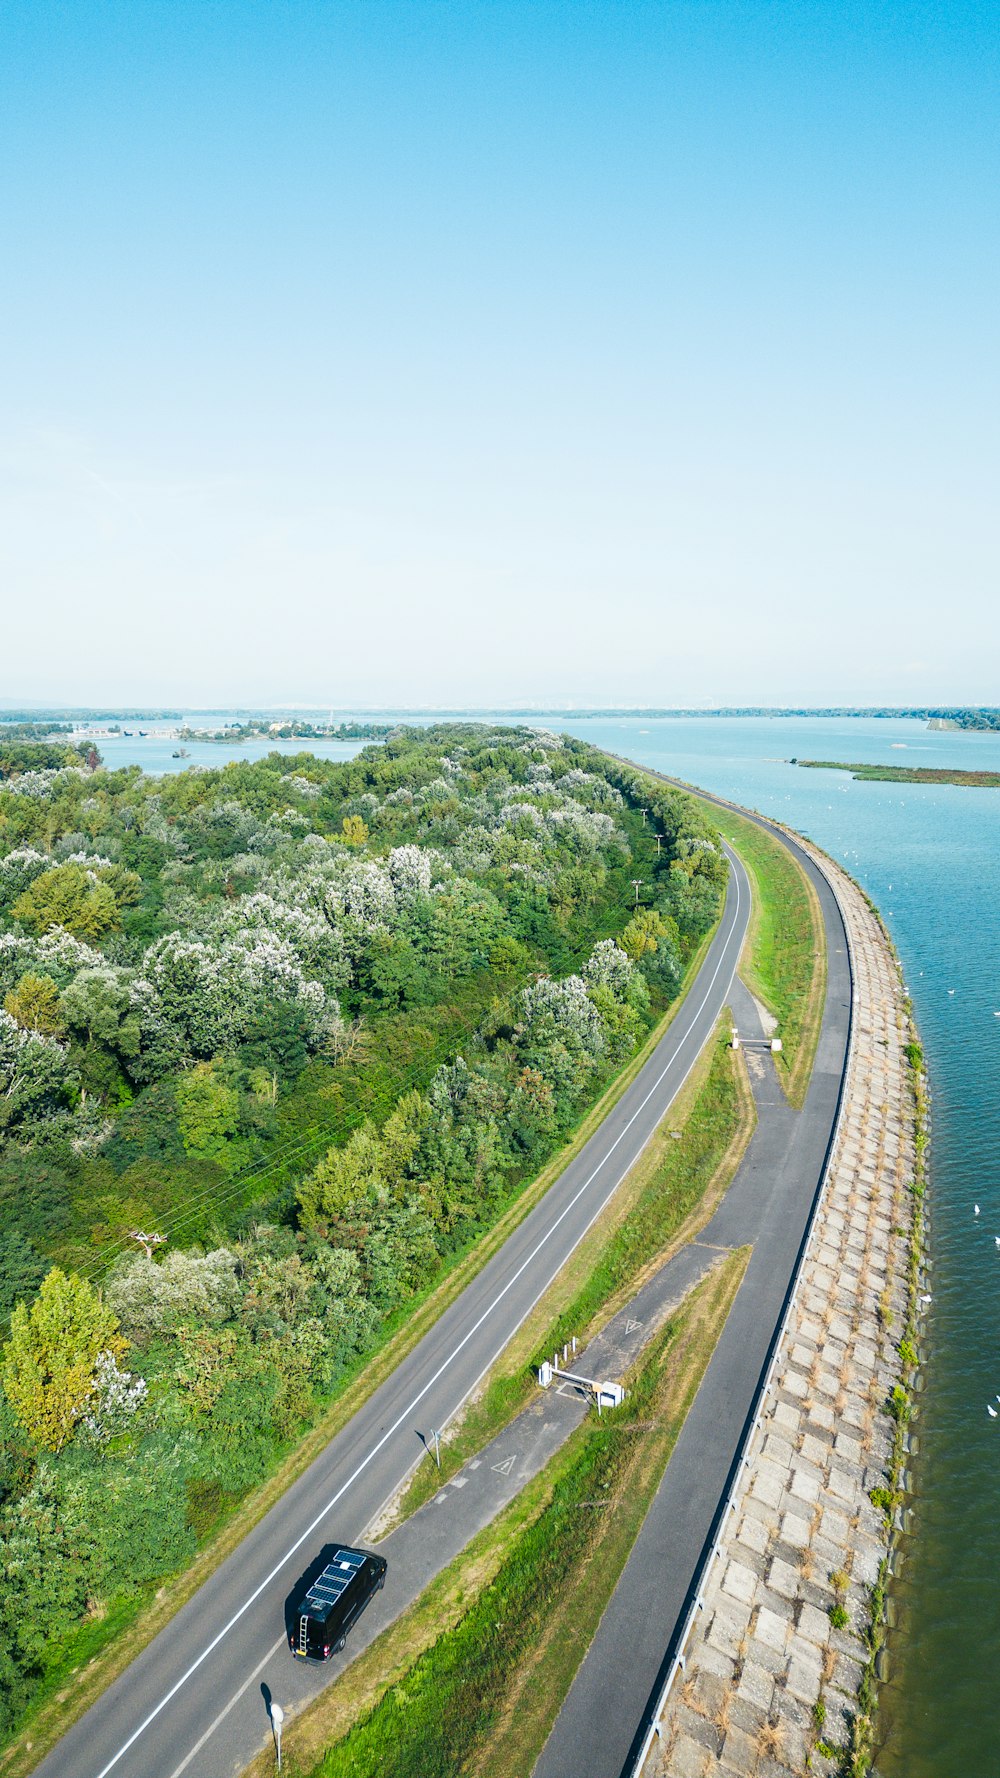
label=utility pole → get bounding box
[655,834,662,856]
[640,808,648,825]
[270,1702,284,1770]
[129,1230,166,1261]
[430,1429,441,1470]
[631,879,643,905]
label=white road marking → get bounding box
[470,1459,482,1470]
[451,1476,467,1488]
[625,1317,642,1334]
[93,851,746,1778]
[164,1635,284,1778]
[491,1455,517,1476]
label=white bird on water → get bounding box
[948,988,956,995]
[919,1293,932,1304]
[975,1204,981,1215]
[989,1405,998,1419]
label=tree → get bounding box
[1,1268,126,1452]
[340,814,369,846]
[11,863,122,940]
[175,1063,240,1156]
[3,973,63,1036]
[60,966,141,1058]
[0,1232,47,1329]
[0,1010,76,1135]
[620,907,668,962]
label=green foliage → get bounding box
[620,906,667,960]
[4,973,64,1036]
[829,1603,850,1630]
[0,724,727,1734]
[11,862,138,940]
[0,1231,47,1330]
[174,1064,240,1157]
[888,1383,911,1425]
[869,1485,895,1519]
[1,1268,126,1451]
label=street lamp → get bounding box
[270,1701,284,1770]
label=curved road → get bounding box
[32,842,751,1778]
[533,786,853,1778]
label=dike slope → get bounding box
[641,844,918,1778]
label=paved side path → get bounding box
[643,848,914,1778]
[533,841,852,1778]
[232,1235,729,1764]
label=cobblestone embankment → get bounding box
[644,846,918,1778]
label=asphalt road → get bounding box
[533,801,853,1778]
[32,841,751,1778]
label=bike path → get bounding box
[533,815,852,1778]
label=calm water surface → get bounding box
[75,712,999,1775]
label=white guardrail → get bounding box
[629,829,859,1777]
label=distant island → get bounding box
[176,718,396,742]
[795,759,1000,787]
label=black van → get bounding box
[289,1545,387,1660]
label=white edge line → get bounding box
[93,850,746,1778]
[164,1636,284,1778]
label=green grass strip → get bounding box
[307,1253,748,1778]
[696,798,825,1107]
[394,1016,751,1522]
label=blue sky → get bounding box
[2,1,997,707]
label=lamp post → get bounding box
[271,1701,284,1770]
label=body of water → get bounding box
[33,710,997,1774]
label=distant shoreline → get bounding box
[3,704,1000,731]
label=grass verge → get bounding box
[2,915,723,1776]
[385,1011,754,1527]
[246,1249,749,1778]
[694,796,825,1107]
[600,752,827,1109]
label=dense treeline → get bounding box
[178,719,395,741]
[0,725,724,1732]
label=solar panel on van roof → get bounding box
[303,1549,366,1616]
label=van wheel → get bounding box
[378,1575,385,1591]
[336,1635,347,1653]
